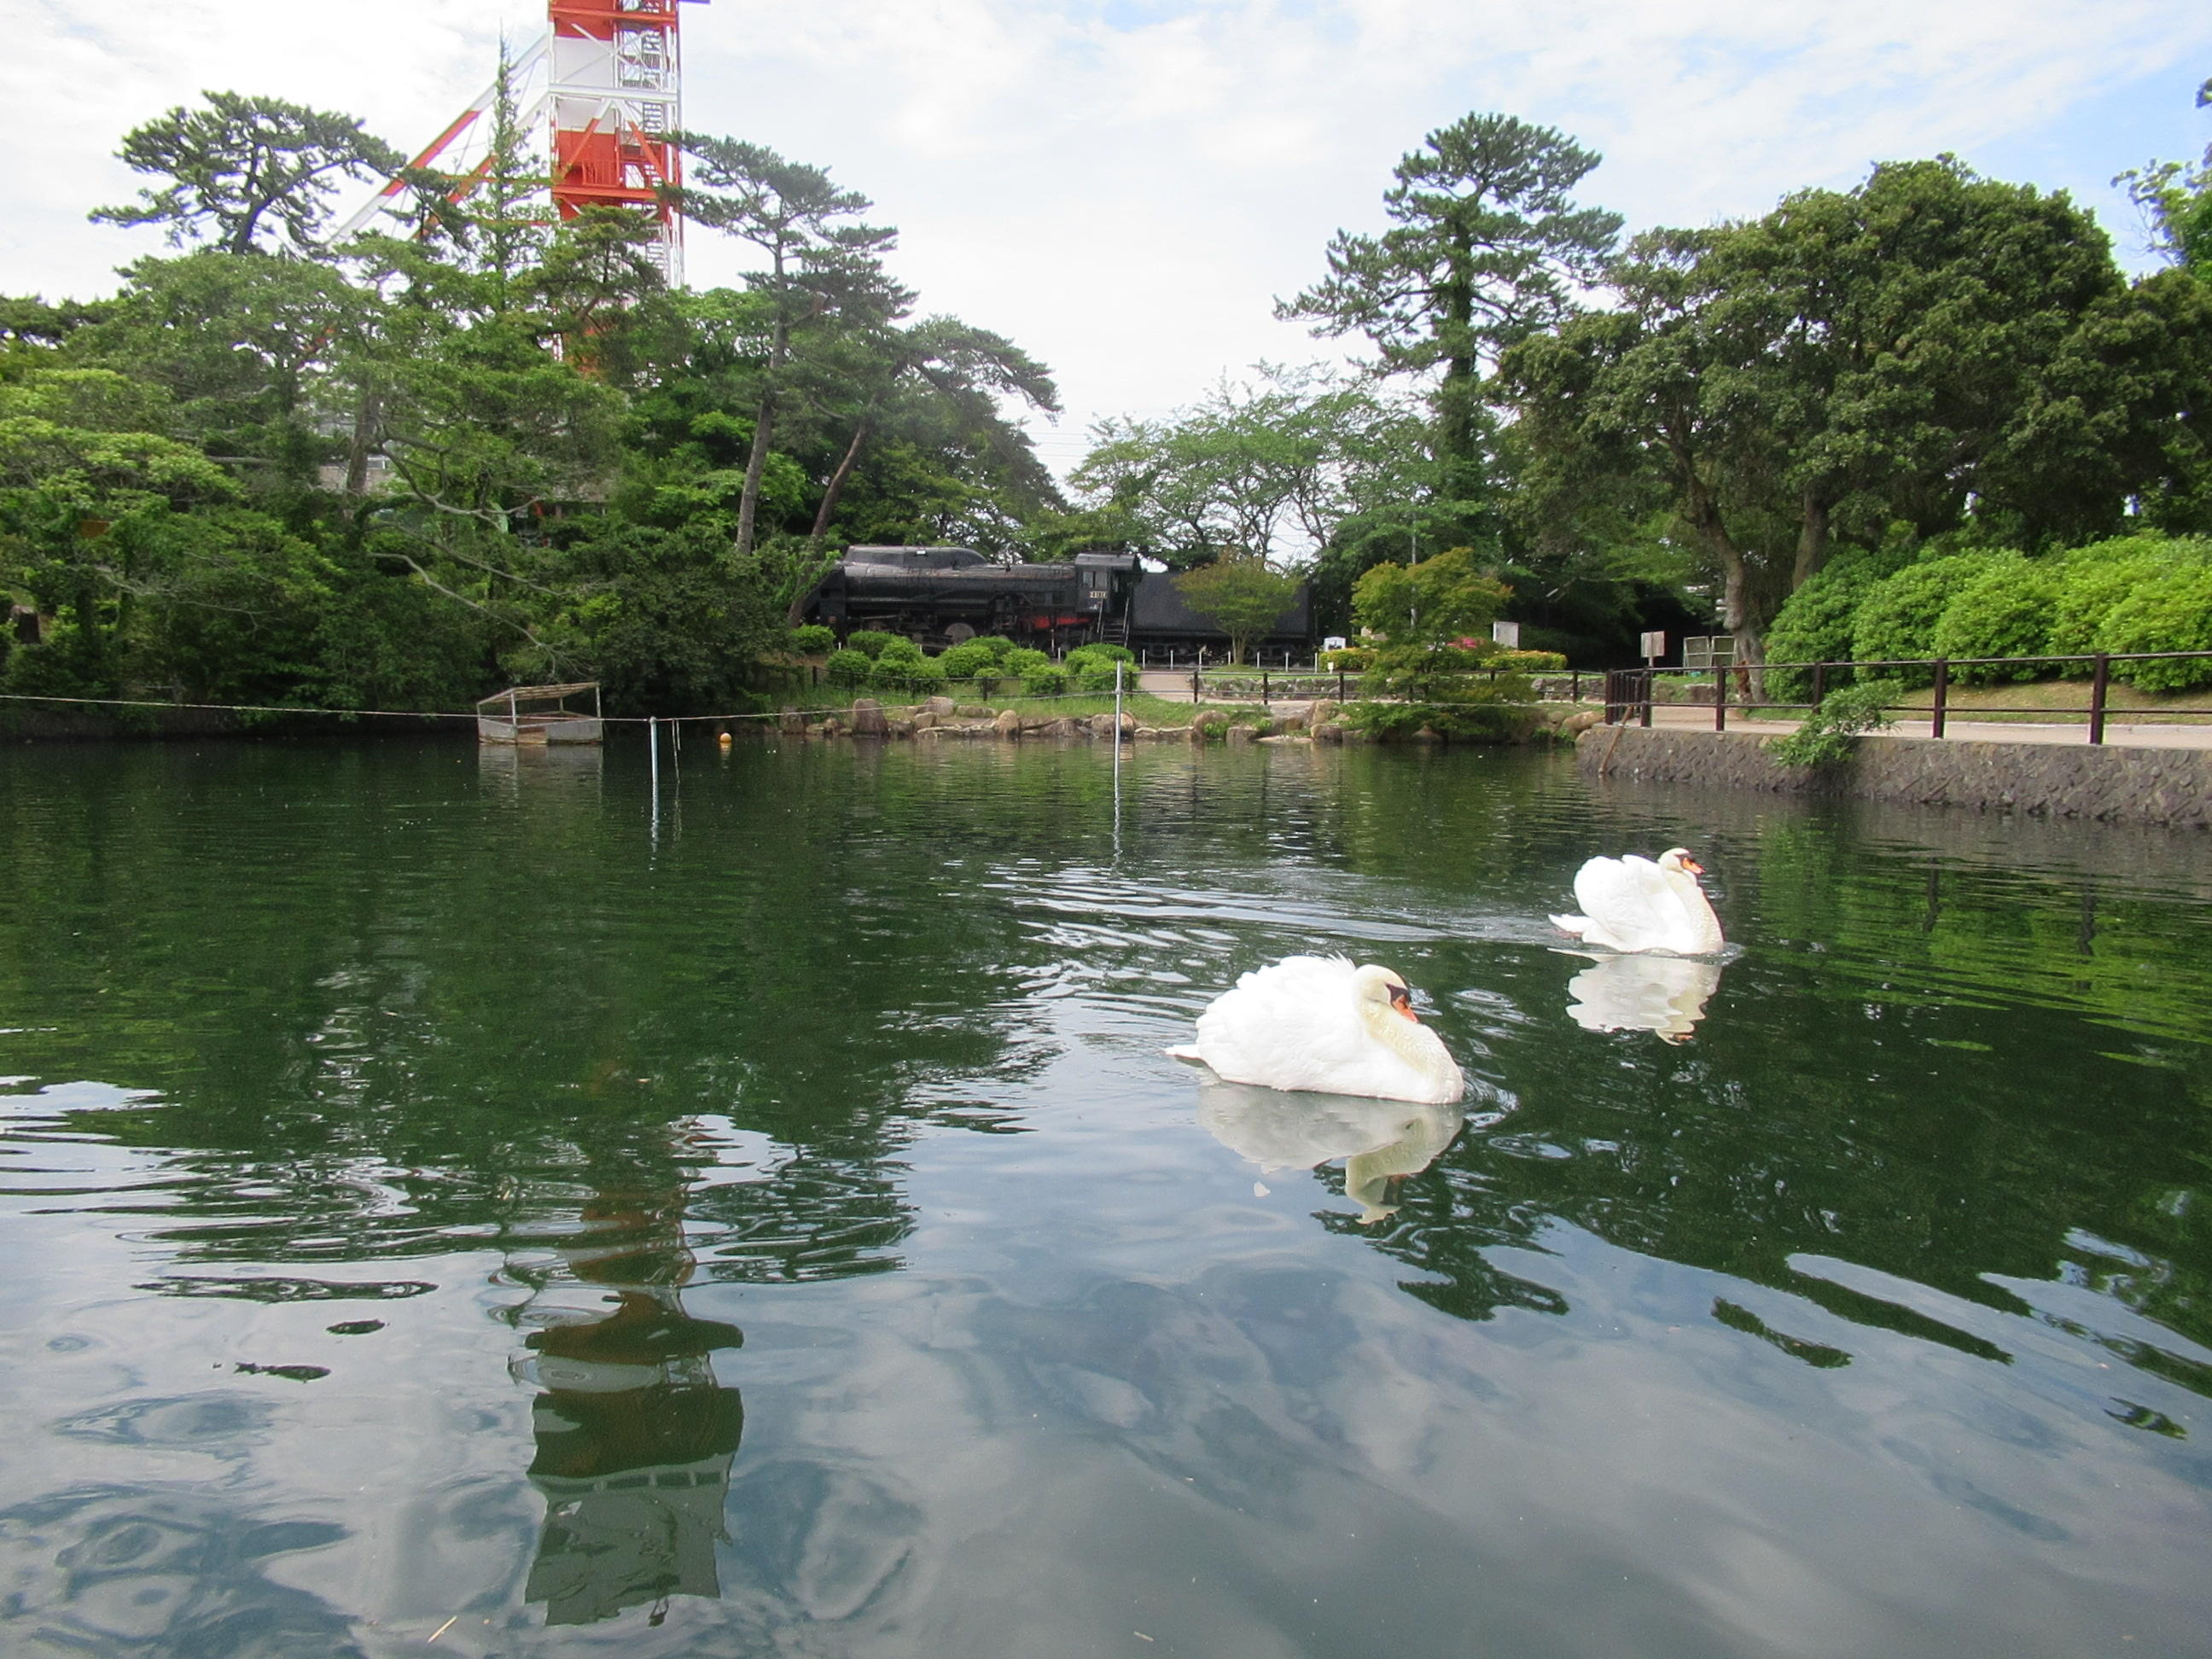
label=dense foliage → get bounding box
[8,79,2210,713]
[0,92,1064,717]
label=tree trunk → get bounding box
[1791,489,1831,591]
[345,390,381,496]
[734,395,776,560]
[1673,450,1766,664]
[734,290,791,562]
[808,405,877,550]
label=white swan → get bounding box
[1168,956,1465,1104]
[1564,952,1724,1043]
[1550,848,1724,956]
[1196,1081,1464,1224]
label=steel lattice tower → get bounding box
[337,0,707,286]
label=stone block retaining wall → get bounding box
[1575,726,2212,828]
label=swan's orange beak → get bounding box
[1680,857,1706,876]
[1389,987,1419,1022]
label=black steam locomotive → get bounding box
[789,545,1313,654]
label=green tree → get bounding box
[666,135,906,559]
[1171,558,1300,663]
[1074,366,1412,571]
[1349,546,1510,645]
[91,91,402,255]
[808,314,1059,551]
[1278,114,1621,498]
[1502,159,2188,660]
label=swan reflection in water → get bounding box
[1196,1082,1467,1224]
[1562,952,1726,1044]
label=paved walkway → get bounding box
[1639,704,2212,750]
[1135,672,2212,751]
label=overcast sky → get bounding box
[7,0,2211,476]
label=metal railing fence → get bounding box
[1601,650,2212,744]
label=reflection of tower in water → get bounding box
[509,1165,742,1627]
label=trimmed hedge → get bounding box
[789,624,835,655]
[1849,555,1997,687]
[1930,556,2060,684]
[2098,567,2212,690]
[846,630,905,659]
[825,648,873,688]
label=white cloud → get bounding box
[5,0,2209,474]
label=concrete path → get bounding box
[1639,705,2212,750]
[1132,670,2212,751]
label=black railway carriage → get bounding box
[789,545,1314,655]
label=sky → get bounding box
[5,0,2211,480]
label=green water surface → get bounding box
[0,737,2206,1657]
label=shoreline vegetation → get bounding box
[3,84,2209,733]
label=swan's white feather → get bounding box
[1185,955,1464,1103]
[1553,854,1723,955]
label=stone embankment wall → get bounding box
[1576,726,2212,828]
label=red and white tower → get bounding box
[547,0,694,282]
[338,0,707,285]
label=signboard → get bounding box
[1640,631,1667,662]
[1491,620,1522,648]
[1322,636,1348,652]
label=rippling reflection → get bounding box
[0,739,2208,1656]
[506,1138,744,1627]
[1196,1081,1467,1223]
[1561,951,1726,1042]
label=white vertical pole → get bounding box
[1112,660,1124,853]
[648,717,660,835]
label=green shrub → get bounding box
[1067,642,1134,668]
[966,634,1016,661]
[876,634,923,663]
[936,642,997,682]
[1072,663,1126,694]
[1930,556,2060,684]
[1023,666,1069,697]
[868,652,946,696]
[1766,565,1871,700]
[1849,554,1997,686]
[1766,680,1899,768]
[1319,646,1374,672]
[1347,671,1537,742]
[1493,648,1569,672]
[1001,647,1051,678]
[2097,567,2212,690]
[789,624,835,655]
[825,648,873,688]
[846,629,904,659]
[2050,536,2212,670]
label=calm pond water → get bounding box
[1,736,2208,1658]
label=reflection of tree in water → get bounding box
[506,1135,747,1628]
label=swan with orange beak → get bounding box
[1550,848,1725,956]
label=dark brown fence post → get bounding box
[1191,667,1202,702]
[2088,654,2110,746]
[1930,659,1949,739]
[1809,661,1826,710]
[1570,669,1580,701]
[1714,667,1727,731]
[1338,670,1347,701]
[1261,670,1271,706]
[1640,671,1654,728]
